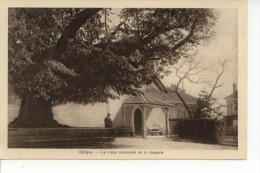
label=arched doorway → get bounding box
[134,108,142,136]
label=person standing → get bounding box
[104,113,112,128]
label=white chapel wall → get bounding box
[53,94,129,127]
[146,108,166,134]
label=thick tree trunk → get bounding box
[9,93,67,128]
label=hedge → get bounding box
[177,119,219,144]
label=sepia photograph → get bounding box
[0,0,247,159]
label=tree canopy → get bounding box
[9,8,217,105]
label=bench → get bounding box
[149,128,162,136]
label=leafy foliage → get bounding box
[8,8,218,104]
[194,88,223,121]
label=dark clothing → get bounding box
[104,117,112,128]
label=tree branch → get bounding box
[131,16,199,69]
[109,18,129,37]
[207,59,228,99]
[54,8,102,60]
[170,16,199,52]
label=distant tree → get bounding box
[194,59,228,120]
[8,8,217,127]
[170,53,206,118]
[170,54,228,119]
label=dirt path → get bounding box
[109,137,237,150]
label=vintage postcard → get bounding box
[0,0,247,159]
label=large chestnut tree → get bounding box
[8,8,217,127]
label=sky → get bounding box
[162,9,238,103]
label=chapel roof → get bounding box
[143,84,197,105]
[123,93,175,107]
[165,87,198,105]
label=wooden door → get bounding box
[134,109,142,136]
